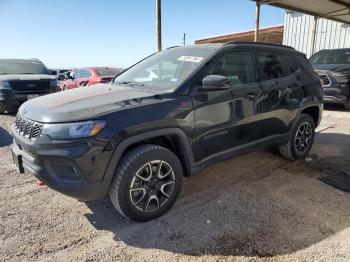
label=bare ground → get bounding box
[0,106,350,262]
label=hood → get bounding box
[18,84,162,123]
[312,64,350,73]
[0,74,56,81]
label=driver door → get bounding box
[192,51,263,162]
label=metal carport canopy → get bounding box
[255,0,350,24]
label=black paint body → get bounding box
[10,43,323,200]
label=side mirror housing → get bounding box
[201,75,230,91]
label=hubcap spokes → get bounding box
[129,160,175,212]
[294,122,313,154]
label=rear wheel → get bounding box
[279,114,315,160]
[344,99,350,110]
[109,144,183,222]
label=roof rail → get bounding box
[224,41,295,50]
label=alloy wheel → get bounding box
[294,122,313,154]
[129,160,175,212]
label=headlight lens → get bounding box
[0,81,11,89]
[42,120,106,139]
[50,79,59,87]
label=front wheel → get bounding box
[279,114,315,160]
[109,144,183,222]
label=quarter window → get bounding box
[256,53,290,81]
[207,52,256,86]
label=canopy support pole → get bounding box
[156,0,162,51]
[310,16,318,55]
[255,0,261,42]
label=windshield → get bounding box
[113,46,219,91]
[96,67,121,76]
[310,50,350,64]
[0,59,49,74]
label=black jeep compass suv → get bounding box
[11,42,322,221]
[0,59,59,113]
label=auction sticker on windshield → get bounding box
[177,56,204,63]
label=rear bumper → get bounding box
[10,125,112,201]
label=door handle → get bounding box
[247,92,258,100]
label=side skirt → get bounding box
[191,133,290,175]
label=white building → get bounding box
[283,11,350,57]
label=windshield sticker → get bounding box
[177,56,204,63]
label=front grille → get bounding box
[14,115,43,141]
[9,80,50,94]
[319,74,331,87]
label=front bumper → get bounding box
[317,71,350,104]
[0,90,56,110]
[10,125,113,201]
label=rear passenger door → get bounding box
[256,52,301,137]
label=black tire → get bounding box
[0,106,6,114]
[109,144,183,222]
[344,100,350,110]
[279,113,315,160]
[58,75,65,81]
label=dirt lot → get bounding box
[1,107,350,262]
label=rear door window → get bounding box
[256,52,290,81]
[80,70,92,78]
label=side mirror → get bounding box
[201,75,230,91]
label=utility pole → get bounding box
[254,0,260,42]
[156,0,162,51]
[183,33,186,46]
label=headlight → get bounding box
[42,120,106,139]
[0,81,11,89]
[50,79,59,87]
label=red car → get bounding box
[62,67,122,90]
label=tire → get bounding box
[344,100,350,110]
[0,105,6,114]
[109,144,183,222]
[58,75,65,81]
[279,113,315,160]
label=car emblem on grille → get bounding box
[27,83,36,88]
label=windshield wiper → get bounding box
[115,81,144,87]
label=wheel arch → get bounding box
[103,128,195,182]
[300,104,322,127]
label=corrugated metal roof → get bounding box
[254,0,350,24]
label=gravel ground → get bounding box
[0,106,350,262]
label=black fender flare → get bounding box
[292,97,323,130]
[102,128,195,182]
